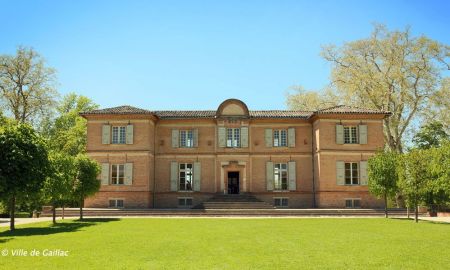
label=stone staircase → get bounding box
[194,194,274,209]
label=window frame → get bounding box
[179,130,194,148]
[273,129,288,147]
[179,163,193,191]
[109,199,124,208]
[344,162,359,185]
[274,163,288,191]
[345,198,361,208]
[178,197,193,208]
[274,197,289,207]
[226,128,240,148]
[111,164,125,185]
[343,126,358,144]
[112,126,126,144]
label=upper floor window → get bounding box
[111,164,125,185]
[274,163,288,190]
[179,163,193,191]
[226,128,240,147]
[345,162,359,185]
[180,130,194,148]
[273,130,287,147]
[344,126,358,144]
[112,126,126,144]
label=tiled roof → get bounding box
[315,105,391,115]
[250,110,311,119]
[80,105,153,115]
[153,111,216,119]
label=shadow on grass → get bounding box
[0,218,120,243]
[390,217,450,225]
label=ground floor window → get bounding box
[111,164,125,185]
[179,163,193,191]
[109,199,124,208]
[345,162,359,185]
[178,197,193,207]
[274,197,289,207]
[345,199,361,208]
[274,163,288,190]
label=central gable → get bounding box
[216,99,250,118]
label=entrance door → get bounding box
[227,172,240,194]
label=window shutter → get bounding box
[360,161,368,185]
[265,129,273,147]
[336,161,345,185]
[171,129,179,148]
[101,163,109,185]
[193,129,199,147]
[193,162,201,191]
[288,161,296,191]
[124,163,133,185]
[102,125,111,144]
[266,161,274,191]
[126,124,134,144]
[170,161,178,191]
[336,125,344,144]
[240,127,249,148]
[359,125,368,144]
[288,128,296,147]
[218,127,226,147]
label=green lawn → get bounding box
[0,218,449,269]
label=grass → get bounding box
[0,218,449,269]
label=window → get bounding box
[345,162,359,185]
[345,199,361,208]
[112,126,126,144]
[178,197,193,207]
[274,198,289,207]
[274,163,288,190]
[344,126,358,144]
[226,128,240,147]
[273,130,287,147]
[111,164,125,185]
[109,199,124,208]
[179,163,193,191]
[180,130,194,148]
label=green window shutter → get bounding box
[360,161,368,185]
[218,127,226,147]
[336,125,344,144]
[171,129,179,148]
[265,129,273,147]
[336,161,345,185]
[193,162,201,191]
[126,124,134,144]
[101,163,109,185]
[266,161,274,191]
[359,125,368,144]
[240,127,249,148]
[124,163,133,185]
[193,129,199,147]
[288,161,296,191]
[102,125,111,144]
[170,161,178,191]
[288,128,296,147]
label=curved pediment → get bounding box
[216,99,250,118]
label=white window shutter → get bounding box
[172,129,179,148]
[240,127,249,148]
[336,125,344,144]
[193,129,199,147]
[288,128,296,148]
[360,161,368,185]
[359,125,368,144]
[124,163,133,185]
[101,163,109,185]
[170,161,178,191]
[288,161,296,191]
[266,161,274,191]
[218,127,226,147]
[265,129,273,147]
[193,162,201,191]
[126,124,134,144]
[336,161,345,185]
[102,125,111,144]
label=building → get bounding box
[80,98,390,209]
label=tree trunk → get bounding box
[407,206,410,219]
[52,204,56,224]
[9,196,16,231]
[384,192,388,218]
[62,206,65,220]
[415,204,419,223]
[79,198,84,220]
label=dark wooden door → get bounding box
[227,172,240,194]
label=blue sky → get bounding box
[1,0,449,110]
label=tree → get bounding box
[426,140,450,212]
[0,123,50,230]
[412,121,449,149]
[287,24,449,152]
[73,155,100,220]
[0,47,58,125]
[286,86,338,111]
[43,152,77,224]
[368,151,399,218]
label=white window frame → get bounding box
[180,130,194,148]
[345,162,359,185]
[179,163,193,191]
[111,164,125,185]
[344,126,358,144]
[273,129,287,147]
[274,163,288,190]
[274,197,289,207]
[109,199,124,208]
[345,198,361,208]
[226,128,240,148]
[112,126,126,144]
[178,197,193,208]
